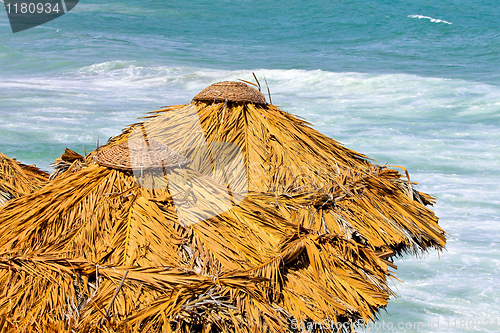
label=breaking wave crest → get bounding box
[408,14,453,25]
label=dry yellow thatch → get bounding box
[0,81,446,332]
[0,162,392,332]
[0,151,48,206]
[50,148,86,180]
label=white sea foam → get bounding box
[408,14,453,25]
[3,64,497,144]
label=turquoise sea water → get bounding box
[1,1,499,332]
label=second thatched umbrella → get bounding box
[0,136,392,331]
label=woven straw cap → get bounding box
[95,139,190,171]
[193,81,266,105]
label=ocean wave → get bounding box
[408,14,453,25]
[4,64,500,122]
[2,65,499,161]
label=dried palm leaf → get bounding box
[50,148,86,180]
[0,151,48,206]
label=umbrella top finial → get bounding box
[95,139,190,171]
[193,81,267,105]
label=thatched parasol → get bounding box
[0,151,48,206]
[0,134,393,331]
[102,81,446,257]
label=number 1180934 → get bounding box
[6,2,60,14]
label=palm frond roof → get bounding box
[96,81,446,256]
[0,144,391,331]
